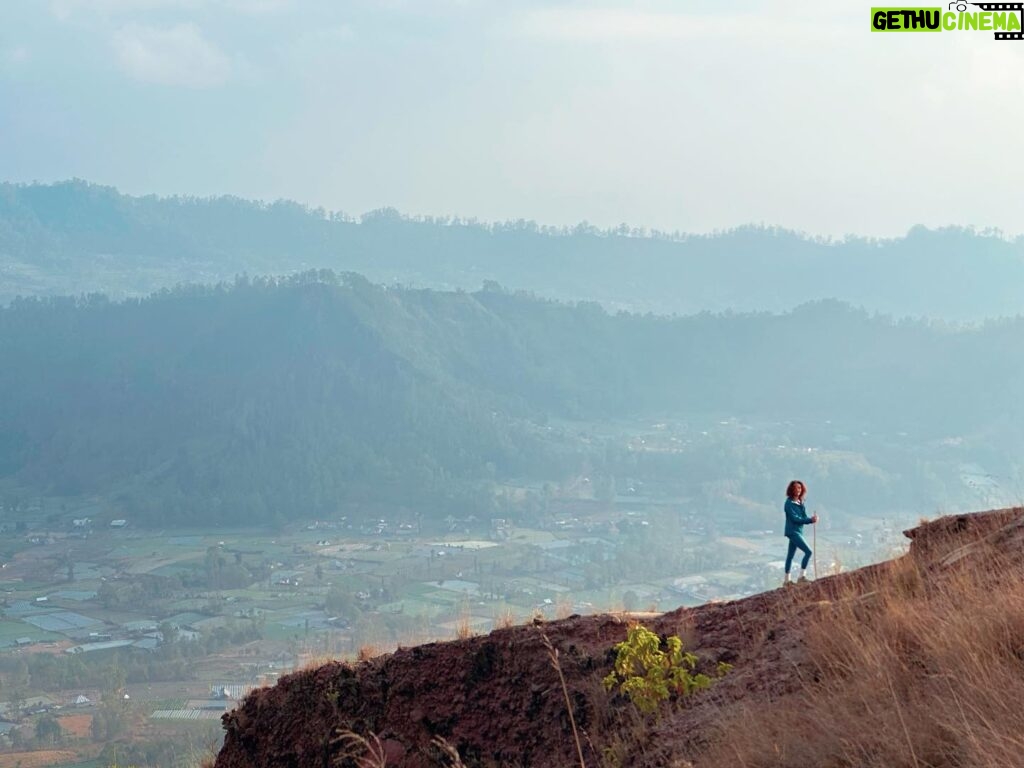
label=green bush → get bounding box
[603,623,729,714]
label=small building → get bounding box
[210,684,256,701]
[65,640,134,654]
[122,620,159,634]
[188,699,229,711]
[109,519,128,528]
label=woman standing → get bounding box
[783,480,817,585]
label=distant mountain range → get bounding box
[2,180,1023,320]
[0,273,1021,526]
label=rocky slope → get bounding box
[214,507,1024,768]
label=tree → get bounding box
[204,547,224,589]
[34,713,62,745]
[325,586,359,619]
[91,705,126,741]
[7,687,26,719]
[11,658,30,687]
[9,725,26,749]
[159,621,178,645]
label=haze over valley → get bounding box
[2,1,1023,764]
[0,187,1021,768]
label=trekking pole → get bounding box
[813,511,818,580]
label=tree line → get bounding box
[0,271,1020,527]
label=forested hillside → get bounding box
[0,272,1021,527]
[3,180,1024,320]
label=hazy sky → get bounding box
[2,0,1023,236]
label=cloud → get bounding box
[516,6,844,43]
[220,0,293,12]
[52,0,197,19]
[112,22,232,87]
[51,0,293,20]
[3,45,31,65]
[519,8,717,42]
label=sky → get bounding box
[1,0,1023,237]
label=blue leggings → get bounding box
[785,533,812,573]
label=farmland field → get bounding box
[0,750,80,768]
[0,453,886,768]
[0,619,63,647]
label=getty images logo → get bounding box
[871,3,1024,38]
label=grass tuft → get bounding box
[357,644,381,662]
[493,608,516,630]
[701,530,1024,767]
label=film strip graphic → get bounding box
[968,2,1024,38]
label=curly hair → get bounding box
[786,480,806,501]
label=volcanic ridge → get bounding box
[215,507,1024,768]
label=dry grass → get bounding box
[357,644,381,662]
[541,633,588,768]
[556,594,575,620]
[299,652,340,671]
[333,729,470,768]
[454,618,473,640]
[700,536,1024,768]
[333,730,387,768]
[453,605,473,639]
[431,736,470,767]
[493,607,516,630]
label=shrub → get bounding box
[603,623,727,714]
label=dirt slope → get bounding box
[215,507,1024,768]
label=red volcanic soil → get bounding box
[215,508,1024,768]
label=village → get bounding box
[1,411,980,767]
[0,473,900,768]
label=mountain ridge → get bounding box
[4,180,1024,320]
[2,274,1023,527]
[214,506,1024,768]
